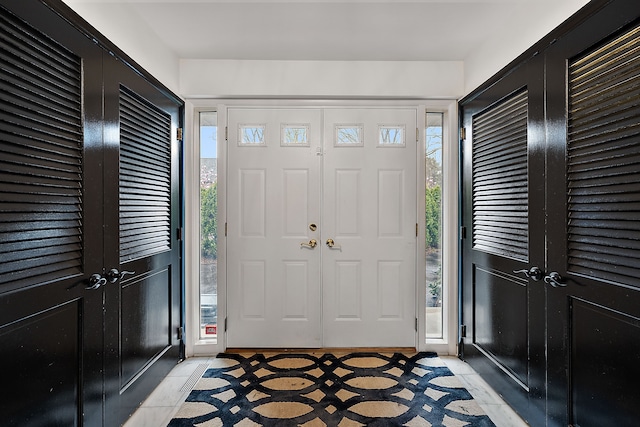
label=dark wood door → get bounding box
[545,3,640,426]
[460,56,547,425]
[102,56,182,427]
[0,2,105,425]
[0,1,183,426]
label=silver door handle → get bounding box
[513,266,543,281]
[544,271,567,288]
[86,273,107,290]
[106,268,136,283]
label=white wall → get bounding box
[180,60,464,99]
[65,0,591,101]
[463,0,591,95]
[63,2,181,94]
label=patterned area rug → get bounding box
[168,352,495,427]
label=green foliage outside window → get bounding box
[429,266,442,303]
[201,183,217,260]
[425,185,441,251]
[426,185,442,305]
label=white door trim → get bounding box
[184,98,458,356]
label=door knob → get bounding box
[326,238,341,250]
[106,268,136,283]
[544,271,567,287]
[300,239,317,249]
[513,266,543,281]
[86,273,107,290]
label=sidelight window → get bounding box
[425,112,443,340]
[199,111,218,340]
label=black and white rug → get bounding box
[168,352,495,426]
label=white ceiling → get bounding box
[64,0,565,62]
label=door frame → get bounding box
[184,99,458,356]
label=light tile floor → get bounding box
[123,355,529,427]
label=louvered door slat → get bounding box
[0,146,82,170]
[472,90,529,261]
[121,121,170,150]
[1,82,81,124]
[120,207,169,218]
[568,21,640,287]
[0,8,83,291]
[0,67,81,114]
[120,148,171,173]
[119,87,172,263]
[570,142,639,168]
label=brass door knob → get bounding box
[326,238,341,249]
[300,239,317,249]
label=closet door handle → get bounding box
[86,273,107,290]
[513,266,543,281]
[544,271,567,288]
[106,268,136,283]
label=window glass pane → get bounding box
[240,125,265,145]
[335,125,363,146]
[425,112,443,340]
[282,124,309,146]
[379,125,405,146]
[200,111,218,340]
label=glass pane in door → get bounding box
[200,111,218,339]
[425,112,443,339]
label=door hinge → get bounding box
[460,226,466,240]
[460,324,467,338]
[176,227,183,241]
[416,127,419,143]
[416,223,419,237]
[177,127,183,141]
[415,317,418,331]
[177,326,184,340]
[224,317,228,332]
[460,127,466,140]
[225,222,228,237]
[225,126,228,141]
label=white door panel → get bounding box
[227,108,322,347]
[227,107,417,348]
[323,108,417,347]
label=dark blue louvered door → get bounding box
[461,1,640,426]
[0,1,183,426]
[102,51,182,427]
[460,55,547,427]
[0,2,105,426]
[545,9,640,427]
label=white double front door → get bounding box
[227,107,417,348]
